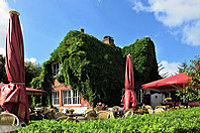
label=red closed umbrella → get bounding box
[121,55,137,110]
[0,10,29,124]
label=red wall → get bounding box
[52,78,91,107]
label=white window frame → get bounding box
[52,91,59,106]
[52,62,61,77]
[62,89,81,106]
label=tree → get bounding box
[0,54,41,87]
[25,61,42,87]
[158,61,168,78]
[0,55,8,83]
[177,60,188,73]
[176,56,200,103]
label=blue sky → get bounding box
[0,0,199,76]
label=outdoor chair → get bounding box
[124,108,134,114]
[154,108,165,114]
[155,106,168,110]
[123,110,133,118]
[55,112,65,119]
[96,106,102,112]
[44,111,56,120]
[97,111,110,120]
[77,109,97,120]
[0,113,19,126]
[108,110,115,118]
[57,116,78,122]
[145,105,154,114]
[113,106,120,111]
[0,113,20,133]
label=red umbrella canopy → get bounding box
[141,73,192,92]
[125,55,134,90]
[0,10,29,124]
[121,55,137,110]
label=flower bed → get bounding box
[18,107,200,133]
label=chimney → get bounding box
[103,36,114,45]
[80,28,84,33]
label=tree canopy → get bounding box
[176,56,200,103]
[0,55,8,83]
[0,54,41,87]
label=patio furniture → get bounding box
[77,109,97,120]
[108,110,115,118]
[97,111,110,120]
[145,105,154,114]
[44,112,55,120]
[0,113,19,132]
[154,108,165,114]
[113,106,120,111]
[57,116,78,122]
[55,112,65,119]
[0,113,19,125]
[123,110,133,118]
[155,106,168,110]
[96,106,102,112]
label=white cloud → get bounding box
[130,0,200,46]
[0,0,10,48]
[159,60,179,77]
[182,21,200,46]
[0,47,37,63]
[25,57,37,63]
[0,47,6,56]
[0,1,37,64]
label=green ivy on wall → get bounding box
[122,37,161,83]
[31,30,161,106]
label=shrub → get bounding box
[18,107,200,133]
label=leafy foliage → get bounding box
[18,107,200,133]
[30,61,53,105]
[0,55,8,83]
[50,30,124,106]
[176,55,200,103]
[25,61,42,87]
[0,54,41,86]
[31,31,161,106]
[122,37,161,83]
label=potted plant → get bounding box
[68,109,75,114]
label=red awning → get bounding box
[0,83,47,96]
[26,87,48,96]
[141,73,192,92]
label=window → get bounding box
[63,89,80,105]
[52,91,59,105]
[52,62,60,76]
[135,89,142,104]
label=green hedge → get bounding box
[18,107,200,133]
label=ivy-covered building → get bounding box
[31,29,161,108]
